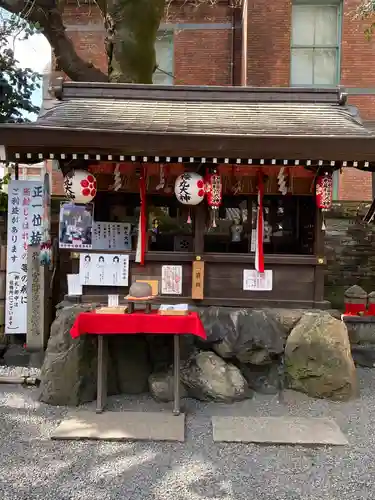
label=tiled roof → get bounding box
[38,98,369,138]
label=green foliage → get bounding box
[0,13,41,123]
[354,1,375,39]
[0,172,10,212]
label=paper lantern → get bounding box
[315,172,333,210]
[174,172,205,205]
[63,169,97,204]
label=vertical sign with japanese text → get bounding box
[5,181,44,334]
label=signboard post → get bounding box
[5,180,43,334]
[26,245,49,351]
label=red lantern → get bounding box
[315,172,333,210]
[205,169,222,228]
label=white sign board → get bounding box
[243,269,273,291]
[79,253,129,287]
[5,181,43,334]
[161,265,183,295]
[93,222,132,251]
[67,274,82,296]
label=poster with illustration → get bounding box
[79,253,129,287]
[59,202,94,249]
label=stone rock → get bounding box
[198,307,237,344]
[149,371,188,402]
[39,303,100,406]
[265,308,304,332]
[344,285,367,300]
[239,363,281,395]
[351,345,375,368]
[344,317,375,345]
[285,312,358,401]
[109,336,151,394]
[181,351,251,402]
[208,309,287,365]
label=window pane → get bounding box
[313,49,337,85]
[292,5,315,45]
[291,48,314,85]
[314,6,338,45]
[153,32,173,85]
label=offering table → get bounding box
[70,311,206,415]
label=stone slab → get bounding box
[51,410,185,442]
[212,416,348,445]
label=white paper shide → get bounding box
[243,269,273,291]
[161,265,183,295]
[79,253,129,287]
[5,181,44,334]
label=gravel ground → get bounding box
[0,368,374,500]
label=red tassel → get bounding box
[255,170,265,273]
[135,165,147,265]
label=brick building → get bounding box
[49,0,375,201]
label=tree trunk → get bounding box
[105,0,165,83]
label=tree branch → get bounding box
[0,0,107,81]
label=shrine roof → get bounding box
[1,83,375,168]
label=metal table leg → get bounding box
[173,335,180,416]
[96,335,108,414]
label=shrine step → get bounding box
[212,416,348,445]
[51,410,185,442]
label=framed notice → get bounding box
[79,253,129,287]
[243,269,273,292]
[59,202,94,249]
[161,265,183,295]
[92,222,132,251]
[5,181,44,334]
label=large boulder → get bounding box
[207,309,287,365]
[38,303,100,406]
[181,351,251,402]
[285,312,358,401]
[39,303,152,406]
[149,371,188,402]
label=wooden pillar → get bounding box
[313,208,326,305]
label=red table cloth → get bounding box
[70,311,207,339]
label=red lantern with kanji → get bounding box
[205,169,222,228]
[315,172,333,210]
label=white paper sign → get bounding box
[93,222,132,251]
[67,274,82,296]
[161,265,183,295]
[108,294,119,307]
[79,253,129,287]
[243,269,273,291]
[5,181,44,334]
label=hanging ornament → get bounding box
[40,172,52,266]
[315,172,333,210]
[205,169,222,228]
[156,164,166,191]
[135,165,147,265]
[63,169,97,204]
[277,167,288,195]
[113,163,122,192]
[174,172,205,205]
[315,172,333,231]
[255,170,265,273]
